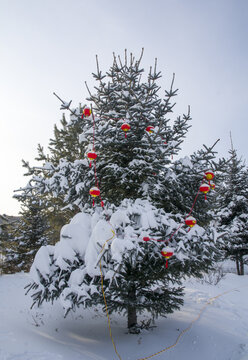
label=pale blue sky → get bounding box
[1,0,247,215]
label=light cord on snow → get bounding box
[97,220,248,360]
[99,229,122,360]
[136,284,248,360]
[99,273,247,360]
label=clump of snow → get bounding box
[30,245,54,283]
[31,199,210,282]
[180,156,193,168]
[29,198,217,316]
[85,219,114,276]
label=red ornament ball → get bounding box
[185,216,197,228]
[121,123,131,132]
[87,151,97,161]
[200,183,210,200]
[161,247,174,269]
[143,236,150,242]
[89,187,100,197]
[146,126,154,133]
[83,107,92,117]
[161,248,174,259]
[121,123,131,138]
[205,170,214,181]
[199,183,210,194]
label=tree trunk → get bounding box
[128,304,137,329]
[127,286,137,330]
[240,256,244,276]
[235,255,240,275]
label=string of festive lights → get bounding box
[52,94,215,266]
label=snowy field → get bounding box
[0,265,248,360]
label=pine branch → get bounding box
[137,47,144,66]
[85,81,92,97]
[53,92,79,119]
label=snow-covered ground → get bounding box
[0,265,248,360]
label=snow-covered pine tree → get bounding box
[3,193,50,273]
[216,146,248,275]
[25,50,221,333]
[19,107,88,243]
[0,217,14,273]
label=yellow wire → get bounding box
[99,229,123,360]
[137,286,247,360]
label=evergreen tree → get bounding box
[2,193,50,273]
[25,50,221,333]
[19,107,86,243]
[0,218,10,273]
[0,215,21,274]
[216,147,248,275]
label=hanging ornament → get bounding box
[82,107,92,117]
[210,183,215,190]
[89,187,100,206]
[121,123,131,138]
[87,151,97,168]
[185,216,197,230]
[205,170,214,182]
[143,236,150,242]
[161,247,174,269]
[146,126,154,134]
[199,183,210,200]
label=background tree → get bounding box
[0,215,21,274]
[17,106,87,244]
[215,143,248,275]
[2,192,50,273]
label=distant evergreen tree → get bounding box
[3,193,50,273]
[18,107,86,242]
[36,107,86,165]
[25,50,222,333]
[0,215,21,274]
[216,147,248,275]
[0,220,9,273]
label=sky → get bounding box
[0,0,248,215]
